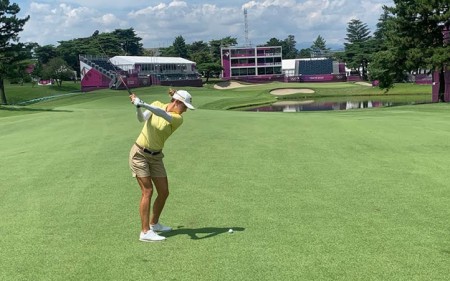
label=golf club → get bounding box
[91,30,133,96]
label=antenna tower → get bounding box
[244,8,250,46]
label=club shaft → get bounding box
[92,30,132,96]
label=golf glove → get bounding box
[133,97,143,107]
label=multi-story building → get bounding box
[221,46,283,80]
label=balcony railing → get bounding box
[230,53,255,58]
[230,63,256,67]
[256,53,282,57]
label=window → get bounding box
[274,67,282,74]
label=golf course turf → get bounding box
[1,82,449,280]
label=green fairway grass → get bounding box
[2,81,81,105]
[1,82,449,280]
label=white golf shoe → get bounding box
[150,223,172,233]
[139,230,166,242]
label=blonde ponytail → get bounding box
[168,88,176,97]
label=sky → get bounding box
[14,0,394,50]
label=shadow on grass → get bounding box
[0,106,72,113]
[163,226,245,240]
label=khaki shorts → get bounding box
[129,144,167,178]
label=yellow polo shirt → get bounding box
[135,101,183,150]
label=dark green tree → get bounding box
[311,35,330,57]
[262,36,297,59]
[34,44,58,64]
[87,32,122,56]
[0,0,30,105]
[344,19,373,80]
[209,37,238,63]
[372,9,391,53]
[264,37,283,47]
[159,46,177,57]
[186,40,222,81]
[111,28,143,56]
[368,8,404,91]
[42,57,75,87]
[31,61,43,85]
[188,41,209,59]
[56,29,142,76]
[9,58,34,85]
[369,1,450,94]
[189,50,212,65]
[197,63,223,83]
[298,48,312,58]
[282,35,298,59]
[172,35,188,58]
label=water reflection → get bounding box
[248,100,428,112]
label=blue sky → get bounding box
[14,0,393,50]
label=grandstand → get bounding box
[79,55,202,92]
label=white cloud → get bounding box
[168,0,188,8]
[93,14,126,26]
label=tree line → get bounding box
[1,0,450,105]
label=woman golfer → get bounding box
[129,89,194,242]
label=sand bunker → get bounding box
[270,88,315,95]
[214,81,259,89]
[355,82,372,86]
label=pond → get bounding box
[245,99,431,112]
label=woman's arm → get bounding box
[136,107,152,122]
[133,97,173,123]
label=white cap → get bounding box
[173,90,195,110]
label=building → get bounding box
[220,46,346,83]
[220,46,283,82]
[79,55,202,92]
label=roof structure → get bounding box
[110,56,195,65]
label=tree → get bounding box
[298,48,312,58]
[159,46,177,57]
[368,8,405,91]
[188,40,210,61]
[344,19,373,80]
[190,50,212,65]
[311,35,330,57]
[264,37,283,47]
[372,9,391,53]
[262,36,297,59]
[0,1,30,105]
[34,45,58,64]
[369,1,450,94]
[111,28,143,56]
[9,62,31,85]
[42,57,75,87]
[172,35,188,58]
[209,37,238,63]
[197,62,223,83]
[56,29,143,76]
[282,35,298,59]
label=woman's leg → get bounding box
[136,176,153,232]
[150,176,169,225]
